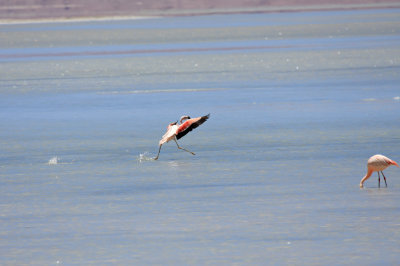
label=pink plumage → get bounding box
[154,114,210,160]
[360,154,399,188]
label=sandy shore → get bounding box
[1,0,399,23]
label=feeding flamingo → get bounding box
[153,114,210,160]
[359,154,399,188]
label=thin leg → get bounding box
[381,171,388,187]
[154,144,162,160]
[378,171,381,188]
[174,138,195,155]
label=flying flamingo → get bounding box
[153,114,210,160]
[360,154,399,188]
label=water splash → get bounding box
[48,156,60,165]
[138,152,154,162]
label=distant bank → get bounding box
[1,0,399,23]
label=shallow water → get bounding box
[1,8,400,265]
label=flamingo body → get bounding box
[154,114,210,160]
[360,154,399,188]
[159,124,178,145]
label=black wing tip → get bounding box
[199,113,210,124]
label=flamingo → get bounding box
[360,154,399,188]
[153,114,210,160]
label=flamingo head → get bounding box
[179,115,191,124]
[167,121,177,129]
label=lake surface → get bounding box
[1,8,400,265]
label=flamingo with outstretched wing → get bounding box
[154,114,210,160]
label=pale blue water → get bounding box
[1,8,400,265]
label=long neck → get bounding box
[360,169,373,187]
[180,117,188,124]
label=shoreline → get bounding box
[1,2,400,25]
[0,15,158,25]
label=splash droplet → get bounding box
[48,156,59,165]
[138,152,154,162]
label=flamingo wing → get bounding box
[159,124,178,145]
[176,114,210,140]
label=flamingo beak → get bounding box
[393,160,399,167]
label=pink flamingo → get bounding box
[154,114,210,160]
[360,154,399,188]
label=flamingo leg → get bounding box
[174,138,195,155]
[154,144,162,160]
[381,171,388,187]
[378,171,381,188]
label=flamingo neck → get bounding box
[360,169,373,187]
[180,117,189,124]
